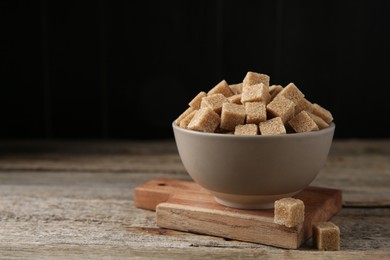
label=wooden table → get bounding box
[0,140,389,259]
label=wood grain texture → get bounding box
[0,171,389,258]
[0,140,389,258]
[0,245,389,260]
[157,202,304,249]
[0,140,185,174]
[0,140,389,206]
[135,178,341,249]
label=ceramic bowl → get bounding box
[172,122,335,209]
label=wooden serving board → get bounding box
[134,178,342,249]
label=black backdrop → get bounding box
[1,0,390,139]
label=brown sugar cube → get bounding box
[266,95,295,123]
[175,107,195,125]
[312,103,333,124]
[234,124,258,135]
[243,71,270,87]
[220,103,246,130]
[229,83,243,94]
[259,117,286,135]
[241,83,271,104]
[245,102,266,124]
[307,111,329,129]
[269,85,283,100]
[228,94,242,104]
[313,222,340,251]
[188,91,207,109]
[208,80,234,97]
[200,99,207,109]
[295,98,313,115]
[187,108,220,133]
[274,198,305,228]
[201,93,229,114]
[288,111,319,133]
[179,110,197,129]
[275,82,304,105]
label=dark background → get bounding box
[1,0,389,139]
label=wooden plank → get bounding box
[0,171,389,256]
[134,178,208,210]
[135,178,342,249]
[0,244,389,260]
[157,202,303,249]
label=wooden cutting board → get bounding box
[134,178,342,249]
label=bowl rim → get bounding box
[172,121,335,139]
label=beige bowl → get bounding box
[172,122,335,209]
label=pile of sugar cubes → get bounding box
[175,71,334,135]
[274,198,340,251]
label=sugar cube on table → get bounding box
[187,108,220,133]
[245,102,266,124]
[220,103,246,131]
[288,111,319,133]
[313,222,341,251]
[234,124,258,135]
[208,80,234,97]
[266,95,295,123]
[259,117,286,135]
[274,197,305,228]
